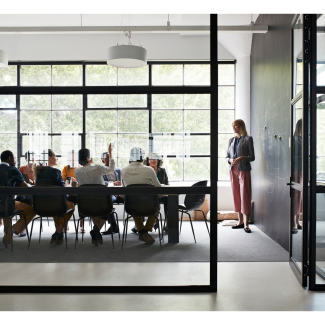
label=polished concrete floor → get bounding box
[0,262,325,311]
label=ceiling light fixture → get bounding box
[107,15,147,69]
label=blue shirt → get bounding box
[234,136,242,158]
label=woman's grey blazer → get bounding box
[226,135,255,171]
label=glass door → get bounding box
[289,14,308,287]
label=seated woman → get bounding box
[32,149,75,245]
[74,144,116,246]
[19,151,35,184]
[131,152,169,234]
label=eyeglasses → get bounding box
[149,159,158,161]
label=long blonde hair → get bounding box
[232,119,248,137]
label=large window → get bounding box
[0,61,235,181]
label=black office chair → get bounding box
[29,185,75,251]
[179,180,210,243]
[121,184,163,250]
[0,186,30,253]
[76,184,119,250]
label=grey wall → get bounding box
[250,14,294,251]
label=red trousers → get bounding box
[229,164,252,215]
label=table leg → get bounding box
[168,195,179,243]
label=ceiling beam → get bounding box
[0,25,268,34]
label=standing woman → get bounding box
[226,119,255,233]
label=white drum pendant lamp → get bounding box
[107,45,147,68]
[0,49,8,69]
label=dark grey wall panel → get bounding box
[250,14,294,251]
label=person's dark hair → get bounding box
[1,150,13,162]
[24,151,35,161]
[48,149,54,158]
[78,149,90,166]
[144,157,163,168]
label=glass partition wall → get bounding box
[0,15,219,292]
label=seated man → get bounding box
[74,144,116,246]
[0,150,36,248]
[32,149,75,245]
[121,147,163,245]
[100,151,124,236]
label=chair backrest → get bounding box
[77,184,113,217]
[124,184,160,216]
[0,185,15,218]
[184,180,207,211]
[33,185,68,217]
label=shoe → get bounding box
[90,230,98,246]
[244,227,251,233]
[163,227,168,234]
[292,228,298,234]
[298,225,302,230]
[50,232,60,244]
[139,232,155,245]
[131,226,138,234]
[56,232,64,245]
[153,222,159,231]
[80,228,86,234]
[231,223,244,229]
[2,235,9,248]
[101,225,119,235]
[93,225,103,245]
[18,229,27,237]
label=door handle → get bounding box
[286,183,291,186]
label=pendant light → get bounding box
[107,15,147,69]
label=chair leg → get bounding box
[62,217,68,251]
[197,209,210,237]
[180,210,184,233]
[121,216,128,250]
[75,219,80,250]
[39,217,43,243]
[125,217,129,243]
[29,219,35,249]
[72,214,77,234]
[111,232,114,251]
[114,212,121,243]
[158,213,162,249]
[187,212,196,243]
[23,214,30,248]
[47,217,49,227]
[10,218,13,254]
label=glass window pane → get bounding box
[118,94,147,108]
[21,95,51,110]
[0,111,17,132]
[218,110,234,133]
[0,134,17,159]
[20,65,51,86]
[184,157,210,181]
[152,65,183,85]
[164,157,183,181]
[219,157,230,181]
[218,64,235,85]
[184,110,210,133]
[52,111,83,133]
[315,193,325,284]
[86,65,117,86]
[184,94,210,109]
[317,15,325,86]
[52,95,82,110]
[118,110,148,132]
[184,136,210,155]
[52,134,81,156]
[20,111,51,133]
[152,135,184,156]
[218,134,231,158]
[86,133,117,162]
[293,15,303,97]
[0,65,17,86]
[152,94,183,109]
[88,95,117,108]
[86,110,117,132]
[52,65,82,86]
[219,87,235,109]
[22,135,51,157]
[317,95,325,182]
[184,64,210,85]
[0,95,16,108]
[152,110,183,133]
[118,66,149,85]
[118,134,149,158]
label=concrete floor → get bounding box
[0,262,325,311]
